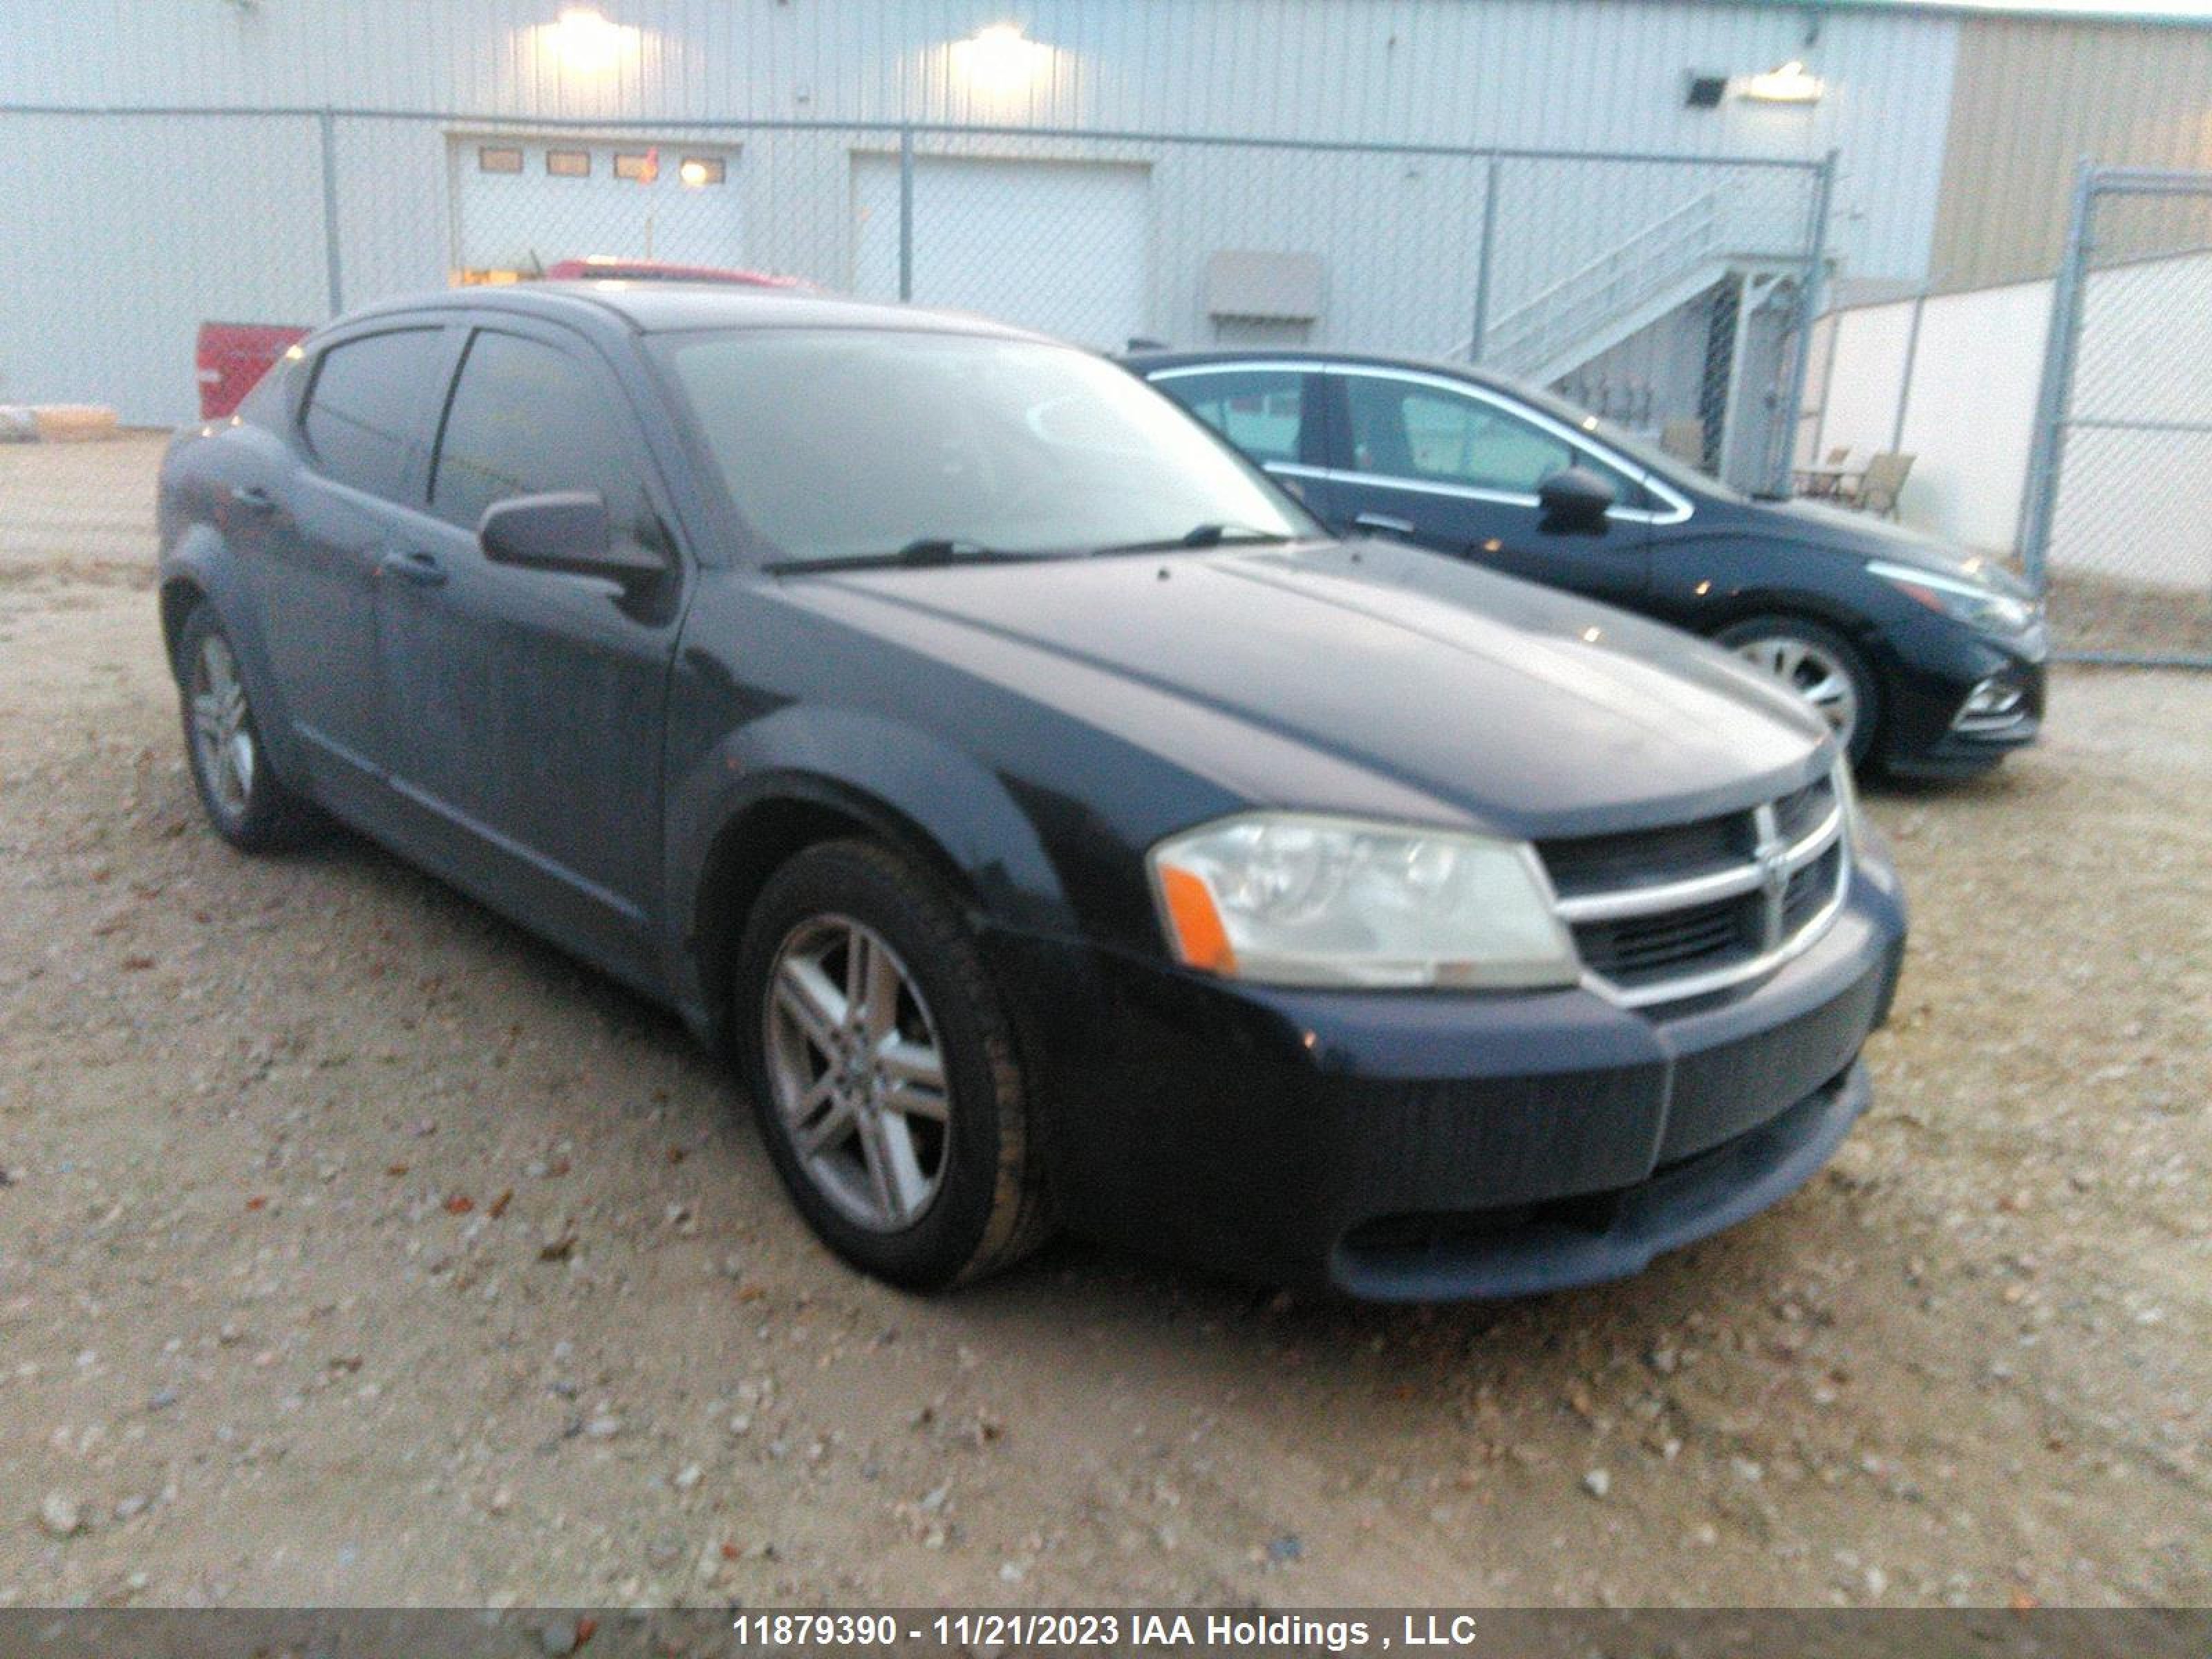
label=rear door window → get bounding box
[299,327,447,502]
[429,329,637,530]
[1151,368,1317,466]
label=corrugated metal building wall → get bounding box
[1929,15,2212,292]
[3,1,2206,425]
[2,1,1960,270]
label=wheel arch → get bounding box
[158,572,210,675]
[684,775,990,1058]
[1695,588,1882,646]
[156,534,317,789]
[665,706,1078,1057]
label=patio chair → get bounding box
[1795,444,1855,497]
[1660,418,1705,469]
[1846,451,1914,518]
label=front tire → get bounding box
[1714,614,1881,766]
[733,839,1049,1290]
[175,604,319,852]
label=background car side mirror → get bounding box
[479,491,667,581]
[1537,467,1617,535]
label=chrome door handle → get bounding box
[1353,512,1415,536]
[379,548,448,588]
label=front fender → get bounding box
[1652,534,1896,648]
[660,701,1080,1033]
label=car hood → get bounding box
[1755,497,2034,599]
[777,541,1832,840]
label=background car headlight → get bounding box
[1867,559,2034,634]
[1148,814,1580,989]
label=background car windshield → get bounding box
[659,329,1315,561]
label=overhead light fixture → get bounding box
[552,7,628,75]
[1740,59,1824,104]
[953,21,1053,97]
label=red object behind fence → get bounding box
[196,321,310,421]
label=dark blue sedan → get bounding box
[1132,349,2046,778]
[157,285,1906,1298]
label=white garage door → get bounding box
[852,155,1150,350]
[452,138,742,279]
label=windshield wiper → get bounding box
[1087,523,1300,556]
[763,538,1042,575]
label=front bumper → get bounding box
[1331,1060,1870,1297]
[990,860,1905,1300]
[1875,618,2047,778]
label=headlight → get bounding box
[1867,560,2034,634]
[1147,814,1580,990]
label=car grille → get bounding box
[1539,771,1850,1008]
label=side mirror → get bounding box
[1537,467,1617,534]
[479,491,666,581]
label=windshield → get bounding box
[657,328,1320,563]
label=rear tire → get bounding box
[1714,614,1881,766]
[733,838,1050,1290]
[175,604,320,852]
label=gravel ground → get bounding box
[2042,572,2212,663]
[1,436,2206,1609]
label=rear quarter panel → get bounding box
[156,424,317,787]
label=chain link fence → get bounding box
[2021,165,2212,666]
[0,106,1827,494]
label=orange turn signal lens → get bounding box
[1158,865,1237,975]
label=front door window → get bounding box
[1340,375,1640,505]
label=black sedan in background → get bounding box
[158,285,1905,1299]
[1131,350,2046,777]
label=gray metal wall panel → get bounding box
[19,0,2205,422]
[1930,17,2212,291]
[5,0,1960,279]
[0,111,328,418]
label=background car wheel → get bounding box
[1714,615,1881,765]
[175,604,319,852]
[734,838,1049,1291]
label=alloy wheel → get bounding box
[1732,634,1861,747]
[762,915,951,1232]
[189,632,256,820]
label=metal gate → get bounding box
[2021,165,2212,666]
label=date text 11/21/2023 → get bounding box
[727,1612,1492,1650]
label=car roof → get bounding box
[539,259,808,287]
[1125,346,1731,504]
[337,281,1053,343]
[1124,346,1537,399]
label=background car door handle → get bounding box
[1354,512,1416,536]
[228,485,276,514]
[379,549,448,588]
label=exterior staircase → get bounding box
[1436,188,1818,492]
[1445,189,1734,385]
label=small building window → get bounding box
[1684,73,1729,109]
[546,149,590,178]
[612,151,659,182]
[477,145,524,175]
[677,156,726,187]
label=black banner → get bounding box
[0,1608,2204,1659]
